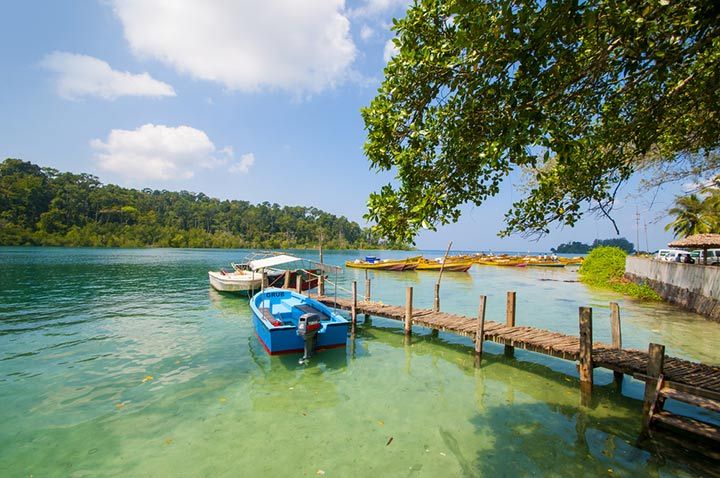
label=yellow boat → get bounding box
[345,256,421,271]
[474,257,527,267]
[416,258,474,272]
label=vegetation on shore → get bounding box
[552,237,634,254]
[579,247,660,300]
[0,159,405,250]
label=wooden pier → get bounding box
[310,282,720,447]
[317,294,720,394]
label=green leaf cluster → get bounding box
[0,159,404,250]
[363,0,720,244]
[579,246,660,300]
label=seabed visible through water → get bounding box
[0,247,718,477]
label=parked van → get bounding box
[691,249,720,265]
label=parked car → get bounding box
[655,249,685,261]
[671,251,695,264]
[691,249,720,265]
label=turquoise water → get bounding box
[1,247,718,477]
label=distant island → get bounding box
[0,158,405,249]
[552,238,635,254]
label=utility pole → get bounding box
[644,220,649,253]
[635,206,641,255]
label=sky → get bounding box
[0,0,687,252]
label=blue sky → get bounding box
[0,0,685,251]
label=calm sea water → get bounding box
[1,247,718,477]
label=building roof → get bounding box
[668,233,720,249]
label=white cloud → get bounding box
[40,51,175,100]
[383,39,399,62]
[90,124,233,181]
[111,0,356,93]
[229,153,256,174]
[360,25,375,41]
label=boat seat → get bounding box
[259,308,283,326]
[296,304,330,321]
[271,304,291,316]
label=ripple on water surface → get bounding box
[0,247,718,477]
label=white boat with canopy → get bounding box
[208,252,337,295]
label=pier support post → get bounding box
[364,274,371,301]
[474,295,487,368]
[642,343,665,432]
[430,282,441,335]
[261,271,268,290]
[404,287,413,338]
[283,270,291,289]
[318,274,325,297]
[295,275,302,293]
[579,307,593,406]
[504,291,516,357]
[610,302,623,386]
[351,280,358,332]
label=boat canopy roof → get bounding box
[249,254,301,270]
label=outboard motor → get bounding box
[297,313,321,364]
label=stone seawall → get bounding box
[625,256,720,322]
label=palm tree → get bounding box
[665,193,718,238]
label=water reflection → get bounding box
[0,247,717,477]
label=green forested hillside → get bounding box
[0,158,398,249]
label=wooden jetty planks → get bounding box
[317,295,720,394]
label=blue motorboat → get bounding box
[250,287,348,360]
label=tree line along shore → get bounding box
[0,159,406,250]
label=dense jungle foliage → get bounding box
[552,237,635,254]
[0,158,399,249]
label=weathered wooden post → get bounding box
[610,302,622,348]
[261,271,268,290]
[351,280,358,332]
[364,269,371,301]
[295,275,302,293]
[642,343,665,432]
[579,307,593,406]
[404,287,413,337]
[610,302,623,385]
[283,270,291,289]
[504,291,516,357]
[474,295,487,368]
[434,241,453,312]
[318,274,325,297]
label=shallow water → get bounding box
[0,247,718,477]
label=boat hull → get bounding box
[416,261,473,272]
[208,271,262,293]
[345,256,421,271]
[250,288,348,355]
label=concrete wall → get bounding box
[625,256,720,322]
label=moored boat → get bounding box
[250,288,348,360]
[209,253,326,294]
[208,268,266,293]
[345,255,421,271]
[525,261,565,268]
[415,258,474,272]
